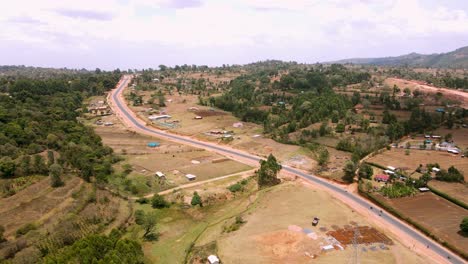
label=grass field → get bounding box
[378,192,468,254]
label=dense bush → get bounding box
[151,194,170,209]
[381,182,417,198]
[435,166,464,183]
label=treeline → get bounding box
[0,70,121,182]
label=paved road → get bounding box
[111,76,464,264]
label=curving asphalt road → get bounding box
[111,76,464,264]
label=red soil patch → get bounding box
[327,226,393,246]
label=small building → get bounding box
[185,174,196,181]
[147,142,160,148]
[375,174,390,182]
[155,171,165,178]
[436,108,445,113]
[431,135,441,139]
[384,170,395,175]
[104,122,114,126]
[432,167,440,173]
[448,149,460,154]
[386,166,396,171]
[321,245,334,251]
[207,255,220,264]
[194,116,203,119]
[424,135,431,139]
[418,187,430,192]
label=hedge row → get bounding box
[364,161,387,170]
[428,185,468,210]
[358,183,468,261]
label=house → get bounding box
[375,174,390,182]
[185,174,196,181]
[155,171,165,179]
[207,255,220,264]
[194,116,203,119]
[384,170,395,175]
[432,167,440,173]
[104,122,114,126]
[431,135,441,139]
[148,115,171,121]
[418,187,430,192]
[386,166,396,171]
[424,135,431,139]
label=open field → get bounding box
[90,110,253,196]
[378,192,468,254]
[215,182,430,264]
[367,148,468,180]
[124,90,321,173]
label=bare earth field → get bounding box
[216,182,431,264]
[379,192,468,254]
[367,148,468,181]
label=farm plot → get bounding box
[367,148,468,180]
[427,181,468,205]
[380,192,468,254]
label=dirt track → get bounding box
[389,78,468,108]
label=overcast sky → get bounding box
[1,0,468,70]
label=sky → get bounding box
[1,0,468,70]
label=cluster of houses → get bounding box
[88,100,112,116]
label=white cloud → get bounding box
[0,0,467,68]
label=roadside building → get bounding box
[149,114,171,121]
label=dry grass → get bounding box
[427,181,468,205]
[217,182,429,264]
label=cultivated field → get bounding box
[379,192,468,254]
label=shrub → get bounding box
[16,223,37,237]
[460,217,468,233]
[228,183,243,193]
[136,197,149,204]
[191,192,202,207]
[435,166,464,183]
[151,194,170,209]
[381,182,416,198]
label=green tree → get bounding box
[0,157,16,178]
[134,210,145,225]
[151,194,170,209]
[49,163,64,188]
[460,217,468,233]
[342,161,357,183]
[47,150,55,165]
[141,211,158,240]
[257,154,282,188]
[358,163,373,179]
[335,123,345,133]
[191,191,203,207]
[317,148,330,166]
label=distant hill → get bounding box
[330,46,468,68]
